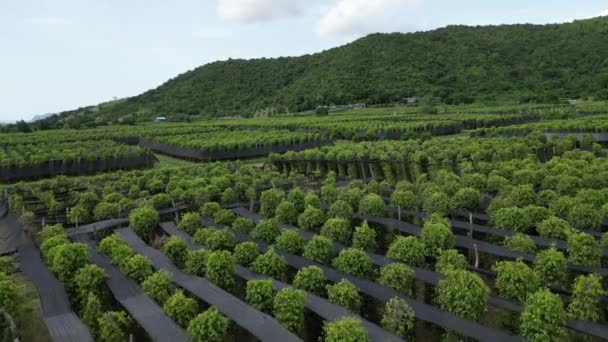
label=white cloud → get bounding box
[600,9,608,17]
[315,0,424,36]
[217,0,305,23]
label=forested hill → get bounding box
[52,16,608,126]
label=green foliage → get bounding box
[503,233,536,254]
[187,307,229,342]
[338,187,364,210]
[332,248,374,278]
[50,242,89,284]
[260,189,285,218]
[193,227,215,246]
[98,311,131,342]
[205,229,236,251]
[0,256,15,275]
[121,254,154,283]
[93,202,120,220]
[251,219,281,243]
[390,189,417,212]
[567,231,601,267]
[231,217,255,233]
[275,200,298,224]
[534,247,567,290]
[74,264,107,306]
[82,293,103,337]
[422,191,450,215]
[420,215,454,256]
[358,194,386,217]
[377,263,414,296]
[0,273,19,315]
[320,218,352,244]
[142,271,174,305]
[245,279,275,313]
[234,242,259,266]
[39,223,65,241]
[492,260,540,303]
[328,200,354,222]
[201,202,221,217]
[273,288,305,334]
[40,234,69,263]
[508,184,537,207]
[436,270,489,321]
[536,216,571,240]
[303,235,334,264]
[304,193,321,209]
[567,203,601,230]
[520,289,567,342]
[602,232,608,249]
[351,221,376,251]
[275,229,305,255]
[129,206,159,239]
[293,266,326,296]
[327,279,361,312]
[435,249,467,274]
[567,274,604,322]
[163,290,198,327]
[163,236,189,268]
[178,212,202,235]
[493,207,531,233]
[205,250,235,290]
[185,249,210,275]
[323,317,370,342]
[452,187,480,211]
[287,187,306,213]
[252,247,287,280]
[297,205,325,232]
[381,297,415,339]
[386,236,426,266]
[212,209,236,226]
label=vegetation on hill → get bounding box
[23,16,608,129]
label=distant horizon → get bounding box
[1,0,607,122]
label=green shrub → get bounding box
[142,271,174,305]
[320,218,351,244]
[98,311,131,342]
[436,270,489,321]
[252,247,287,280]
[273,288,305,334]
[492,260,540,303]
[231,217,255,233]
[503,233,536,254]
[205,250,235,290]
[121,254,154,283]
[435,249,467,274]
[234,242,259,266]
[381,297,415,339]
[327,279,361,312]
[163,236,188,268]
[520,289,567,342]
[323,317,370,342]
[163,290,198,327]
[260,189,285,218]
[184,249,210,276]
[332,248,374,279]
[297,206,325,232]
[420,215,454,256]
[245,279,275,313]
[275,200,298,224]
[358,194,386,217]
[567,231,601,267]
[129,206,159,239]
[351,221,376,251]
[178,212,202,235]
[303,235,334,264]
[187,307,229,342]
[275,229,305,254]
[293,266,326,296]
[251,219,281,244]
[386,236,425,266]
[567,274,604,322]
[534,247,568,290]
[377,263,414,296]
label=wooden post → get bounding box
[474,243,479,268]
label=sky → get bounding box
[1,0,607,123]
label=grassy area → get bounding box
[152,153,202,168]
[13,274,52,342]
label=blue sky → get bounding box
[1,0,606,122]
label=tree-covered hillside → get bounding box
[45,16,608,126]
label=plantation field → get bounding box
[1,102,608,342]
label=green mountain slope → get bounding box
[57,16,608,124]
